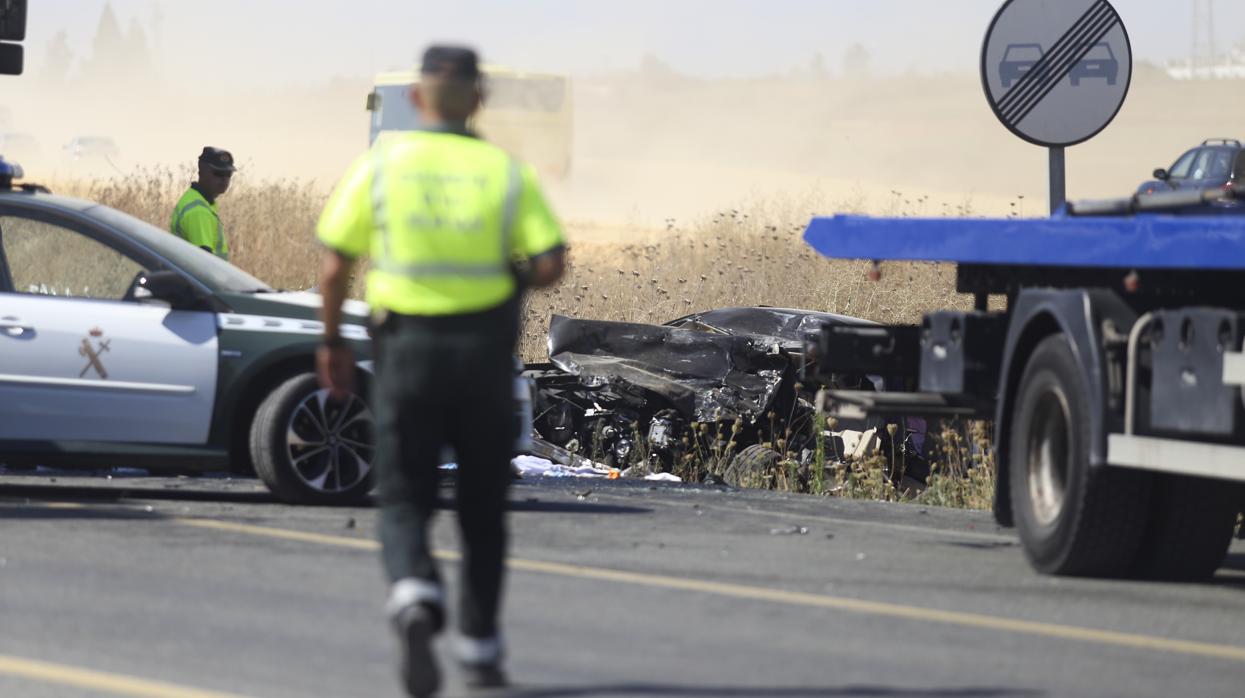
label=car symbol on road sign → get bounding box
[1070,42,1119,86]
[982,0,1132,148]
[1000,43,1044,89]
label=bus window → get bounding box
[370,84,421,141]
[368,69,572,178]
[486,76,566,112]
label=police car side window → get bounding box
[0,216,143,300]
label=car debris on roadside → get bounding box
[520,307,931,489]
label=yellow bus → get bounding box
[367,66,573,179]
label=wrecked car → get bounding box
[524,307,926,485]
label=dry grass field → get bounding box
[51,171,994,508]
[55,172,982,359]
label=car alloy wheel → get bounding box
[285,389,375,494]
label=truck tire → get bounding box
[1131,475,1243,581]
[1008,335,1151,576]
[724,444,783,489]
[249,373,375,505]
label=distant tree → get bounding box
[82,2,126,81]
[42,30,74,83]
[808,52,830,80]
[123,17,153,75]
[638,52,684,89]
[149,0,165,56]
[843,43,871,78]
[640,53,676,80]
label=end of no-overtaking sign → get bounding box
[982,0,1132,149]
[982,0,1132,214]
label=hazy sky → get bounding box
[23,0,1245,85]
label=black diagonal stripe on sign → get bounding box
[1002,11,1119,125]
[999,3,1115,121]
[1000,0,1110,115]
[997,0,1110,115]
[1001,6,1118,123]
[1008,13,1119,126]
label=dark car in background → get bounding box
[1138,139,1243,195]
[63,136,120,162]
[0,132,39,162]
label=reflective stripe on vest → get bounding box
[370,146,392,262]
[371,156,522,278]
[173,199,225,257]
[499,158,521,263]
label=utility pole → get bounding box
[1208,0,1216,71]
[1191,0,1220,78]
[1193,0,1200,74]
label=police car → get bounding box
[0,158,378,504]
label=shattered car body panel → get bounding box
[664,306,878,351]
[526,307,914,478]
[547,314,790,423]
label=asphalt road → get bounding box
[2,470,1244,698]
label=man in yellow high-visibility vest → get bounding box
[316,45,566,697]
[169,147,235,260]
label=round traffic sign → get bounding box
[981,0,1132,148]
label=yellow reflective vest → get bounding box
[317,128,564,316]
[170,186,229,261]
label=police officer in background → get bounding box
[316,45,566,697]
[170,147,236,260]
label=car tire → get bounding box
[249,372,375,505]
[1008,335,1152,577]
[724,444,783,489]
[1131,474,1243,581]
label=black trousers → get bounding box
[373,300,519,639]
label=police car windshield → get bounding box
[84,204,273,293]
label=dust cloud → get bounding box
[3,3,1245,231]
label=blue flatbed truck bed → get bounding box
[801,188,1245,581]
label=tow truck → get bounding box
[803,184,1245,581]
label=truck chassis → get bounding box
[803,189,1245,581]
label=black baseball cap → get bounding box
[199,147,237,173]
[420,45,480,80]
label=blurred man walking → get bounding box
[315,45,566,697]
[170,147,236,260]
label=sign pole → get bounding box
[981,0,1131,217]
[1048,146,1066,215]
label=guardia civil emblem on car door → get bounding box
[78,326,109,379]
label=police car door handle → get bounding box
[0,317,33,338]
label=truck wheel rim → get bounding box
[1026,387,1071,527]
[286,390,374,493]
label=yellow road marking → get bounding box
[18,501,1245,663]
[0,654,250,698]
[178,518,382,552]
[666,499,1013,542]
[171,517,1245,663]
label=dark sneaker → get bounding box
[460,661,508,690]
[394,604,441,697]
